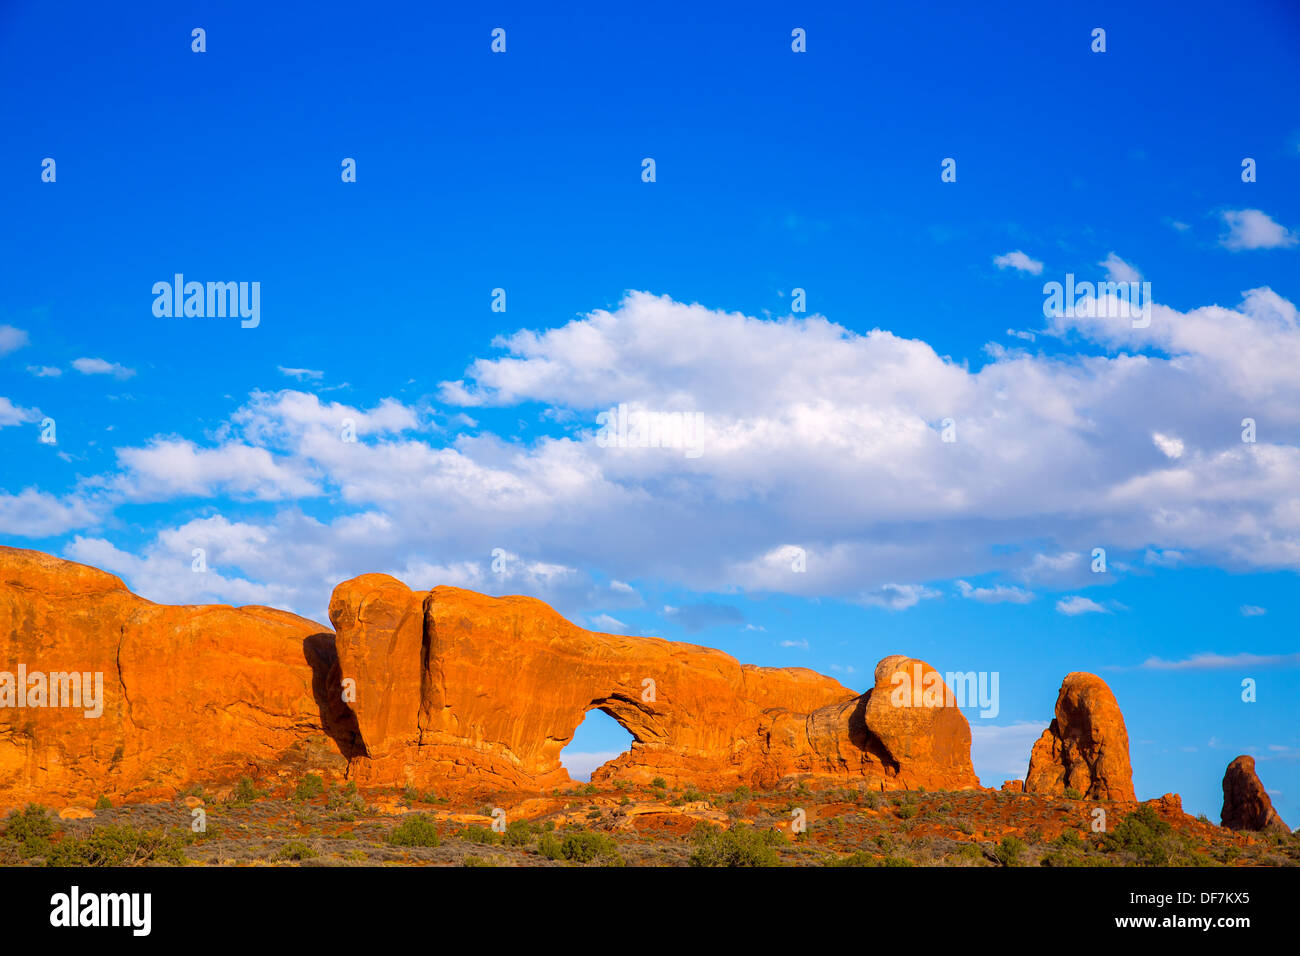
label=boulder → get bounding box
[1221,755,1289,834]
[1024,672,1135,802]
[0,546,351,808]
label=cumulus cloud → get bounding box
[1239,605,1267,617]
[858,583,941,611]
[72,357,134,379]
[26,366,61,378]
[20,288,1300,622]
[0,489,98,538]
[1135,651,1300,670]
[1056,595,1107,615]
[955,580,1035,604]
[993,251,1044,275]
[1100,252,1142,283]
[0,326,30,355]
[0,397,40,428]
[278,366,324,381]
[1219,209,1298,251]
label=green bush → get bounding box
[387,814,442,847]
[1063,787,1084,800]
[688,824,782,867]
[1103,804,1179,866]
[457,824,503,846]
[504,820,535,846]
[226,777,264,806]
[560,830,622,865]
[650,777,667,789]
[273,840,318,861]
[293,774,326,801]
[536,832,564,860]
[994,835,1025,866]
[2,804,56,858]
[94,796,113,810]
[44,825,186,866]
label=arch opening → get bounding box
[559,707,635,782]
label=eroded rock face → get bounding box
[1221,755,1289,834]
[1024,672,1135,802]
[0,547,981,805]
[0,546,352,807]
[329,575,981,792]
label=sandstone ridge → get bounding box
[0,545,1063,806]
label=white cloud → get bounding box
[0,397,40,428]
[0,489,98,537]
[1136,651,1300,670]
[0,326,30,355]
[1239,605,1267,617]
[112,439,320,502]
[1100,252,1142,283]
[278,366,324,381]
[72,357,134,379]
[26,366,61,378]
[858,583,941,611]
[21,287,1300,622]
[588,613,627,633]
[955,580,1035,604]
[1056,595,1107,615]
[1219,209,1298,251]
[993,251,1044,275]
[1151,432,1185,459]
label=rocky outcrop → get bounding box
[1,547,983,806]
[0,546,353,807]
[329,575,982,792]
[1024,672,1135,802]
[1221,755,1289,834]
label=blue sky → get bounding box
[2,1,1298,819]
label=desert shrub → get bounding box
[536,832,564,860]
[504,819,535,847]
[94,796,113,810]
[3,804,56,858]
[1063,787,1084,800]
[1102,804,1178,866]
[293,774,325,801]
[457,824,503,845]
[560,830,622,865]
[650,777,667,789]
[44,825,186,866]
[273,840,318,861]
[994,835,1025,866]
[226,777,264,806]
[688,824,782,867]
[387,814,441,848]
[896,803,918,820]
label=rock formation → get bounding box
[0,546,354,807]
[1024,672,1135,802]
[0,547,983,805]
[1221,755,1289,834]
[329,575,982,792]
